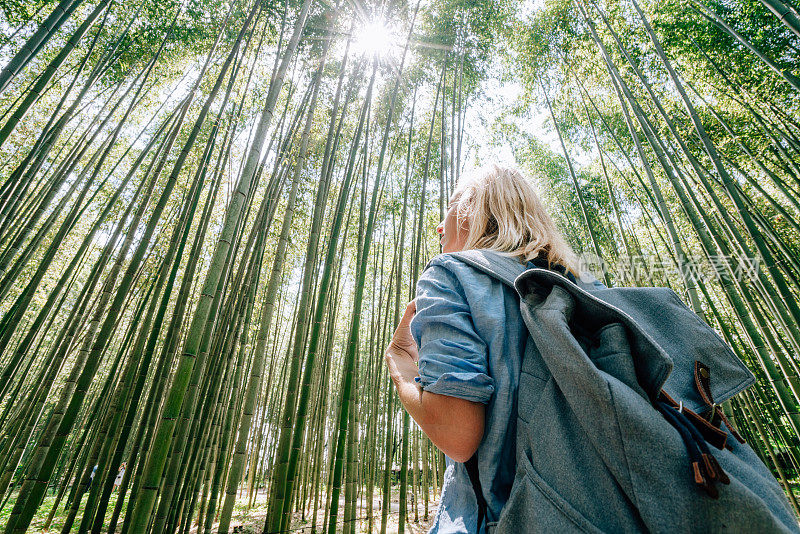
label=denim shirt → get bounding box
[410,253,605,534]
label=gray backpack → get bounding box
[450,249,799,534]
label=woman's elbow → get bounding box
[445,442,481,463]
[422,393,485,462]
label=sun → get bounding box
[352,19,395,58]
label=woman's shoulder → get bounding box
[425,251,489,271]
[424,252,609,291]
[428,250,526,282]
[418,252,526,312]
[420,253,479,285]
[417,254,476,300]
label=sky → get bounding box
[461,62,594,178]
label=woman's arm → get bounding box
[385,301,485,463]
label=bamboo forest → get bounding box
[0,0,799,529]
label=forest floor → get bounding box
[217,488,439,534]
[1,487,438,533]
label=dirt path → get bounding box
[190,489,439,534]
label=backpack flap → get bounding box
[516,269,672,400]
[515,268,755,412]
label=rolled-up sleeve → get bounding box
[409,261,494,404]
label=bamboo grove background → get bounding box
[0,0,797,531]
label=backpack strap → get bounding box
[464,455,488,533]
[447,250,522,288]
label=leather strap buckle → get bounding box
[694,361,745,444]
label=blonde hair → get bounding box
[453,164,581,275]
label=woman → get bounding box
[384,165,603,533]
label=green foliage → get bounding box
[0,0,800,530]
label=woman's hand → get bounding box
[387,300,417,359]
[385,301,420,384]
